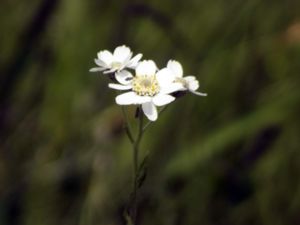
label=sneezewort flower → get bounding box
[108,60,182,121]
[89,45,142,85]
[167,60,207,96]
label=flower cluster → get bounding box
[90,45,207,121]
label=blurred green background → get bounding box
[1,0,300,225]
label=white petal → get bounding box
[94,58,108,67]
[184,76,197,82]
[113,45,132,63]
[97,50,113,65]
[108,83,132,90]
[115,70,133,85]
[152,94,175,106]
[190,90,207,96]
[136,60,157,76]
[116,92,137,105]
[89,67,106,72]
[128,53,143,68]
[142,102,158,121]
[116,92,151,105]
[156,68,175,87]
[135,96,152,104]
[186,78,199,91]
[160,82,185,94]
[103,68,117,74]
[167,60,183,77]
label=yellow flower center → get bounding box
[111,61,123,70]
[175,77,188,88]
[132,75,160,96]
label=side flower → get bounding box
[167,60,207,96]
[90,45,142,85]
[108,60,182,121]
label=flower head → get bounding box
[108,60,182,121]
[167,60,207,96]
[90,45,142,85]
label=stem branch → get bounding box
[142,106,168,133]
[121,106,134,144]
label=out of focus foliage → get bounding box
[1,0,300,225]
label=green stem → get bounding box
[132,107,143,224]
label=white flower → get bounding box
[89,45,142,85]
[167,60,207,96]
[108,60,182,121]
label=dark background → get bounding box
[1,0,300,225]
